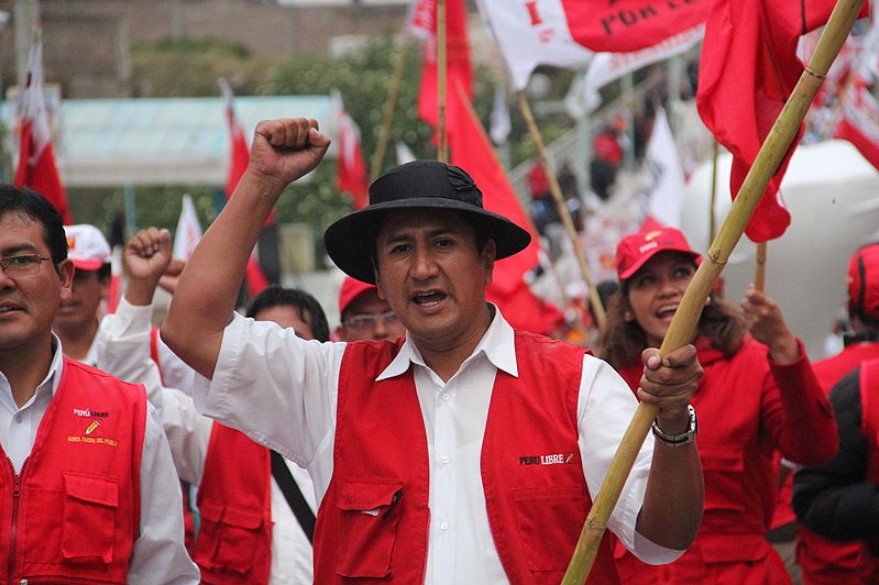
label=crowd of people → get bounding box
[0,116,877,584]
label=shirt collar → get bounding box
[48,333,65,396]
[0,334,65,409]
[376,303,519,381]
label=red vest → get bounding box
[0,358,145,584]
[314,332,620,585]
[195,423,273,585]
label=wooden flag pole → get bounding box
[709,138,719,242]
[754,241,768,291]
[561,0,865,582]
[516,91,608,331]
[436,0,448,163]
[369,44,408,183]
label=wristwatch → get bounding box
[652,405,698,446]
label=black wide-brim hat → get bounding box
[324,160,531,284]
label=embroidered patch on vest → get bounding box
[68,407,117,447]
[519,452,576,465]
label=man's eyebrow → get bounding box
[0,243,40,256]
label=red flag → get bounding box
[218,78,269,296]
[697,0,869,242]
[417,0,473,134]
[835,69,879,170]
[331,90,369,209]
[448,82,563,335]
[13,26,72,224]
[561,0,709,52]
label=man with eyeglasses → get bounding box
[336,276,406,342]
[0,185,198,583]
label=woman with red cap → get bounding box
[600,227,838,585]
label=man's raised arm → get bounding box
[161,118,330,378]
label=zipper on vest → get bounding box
[8,469,22,585]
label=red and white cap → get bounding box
[615,227,700,281]
[64,224,112,271]
[338,276,377,317]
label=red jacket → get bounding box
[0,358,146,584]
[314,332,620,584]
[195,423,273,585]
[614,336,835,584]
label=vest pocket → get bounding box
[196,502,269,575]
[336,480,404,578]
[61,472,119,565]
[513,485,586,572]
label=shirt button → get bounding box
[440,456,450,464]
[440,522,449,531]
[441,393,450,401]
[14,415,22,424]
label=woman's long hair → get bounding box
[597,274,747,370]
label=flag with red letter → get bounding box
[219,78,270,296]
[476,0,710,91]
[417,0,473,132]
[13,26,72,224]
[697,0,869,242]
[331,90,369,209]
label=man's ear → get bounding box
[58,260,76,303]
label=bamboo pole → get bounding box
[754,241,767,291]
[561,0,865,582]
[516,91,607,331]
[436,0,448,163]
[369,45,408,183]
[709,139,719,242]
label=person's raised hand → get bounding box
[247,118,331,193]
[741,284,799,363]
[124,227,172,306]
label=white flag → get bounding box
[641,108,686,228]
[565,26,703,118]
[173,194,203,261]
[396,141,417,166]
[489,83,512,145]
[475,0,593,91]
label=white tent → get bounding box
[681,139,879,358]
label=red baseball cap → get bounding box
[64,224,112,271]
[848,242,879,320]
[615,227,700,281]
[338,276,377,317]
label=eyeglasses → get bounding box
[343,310,399,331]
[0,254,53,277]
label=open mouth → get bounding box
[655,304,678,320]
[412,291,446,307]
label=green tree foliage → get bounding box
[73,33,578,268]
[130,38,275,97]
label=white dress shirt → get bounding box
[192,305,683,584]
[97,300,315,584]
[0,335,199,584]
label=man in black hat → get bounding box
[162,118,704,584]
